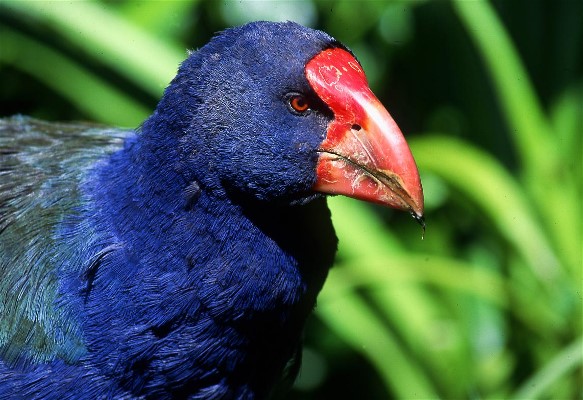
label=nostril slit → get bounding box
[351,124,362,131]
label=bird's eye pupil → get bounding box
[289,95,310,113]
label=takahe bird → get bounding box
[0,21,423,399]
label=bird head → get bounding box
[147,21,423,219]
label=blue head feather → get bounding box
[143,21,336,202]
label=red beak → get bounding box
[306,48,424,222]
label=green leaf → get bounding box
[452,0,581,280]
[317,274,440,399]
[512,337,583,399]
[3,0,185,97]
[321,255,507,308]
[1,27,149,126]
[452,0,555,176]
[410,135,560,282]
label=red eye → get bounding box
[289,95,310,113]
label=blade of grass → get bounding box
[453,0,580,278]
[548,86,583,280]
[326,197,456,394]
[321,255,506,307]
[409,135,560,283]
[317,275,440,399]
[327,197,449,371]
[327,197,404,258]
[1,27,149,126]
[326,198,489,396]
[512,336,583,399]
[3,1,185,97]
[550,84,583,166]
[117,1,198,39]
[322,251,561,335]
[452,0,555,178]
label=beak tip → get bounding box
[411,210,425,227]
[410,209,426,240]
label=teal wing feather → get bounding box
[0,116,128,366]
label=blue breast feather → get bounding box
[0,114,336,398]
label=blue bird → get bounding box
[0,22,423,399]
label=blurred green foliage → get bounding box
[1,1,581,398]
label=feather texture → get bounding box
[0,116,127,367]
[0,22,340,398]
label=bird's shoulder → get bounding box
[0,115,128,367]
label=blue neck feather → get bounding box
[55,123,337,396]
